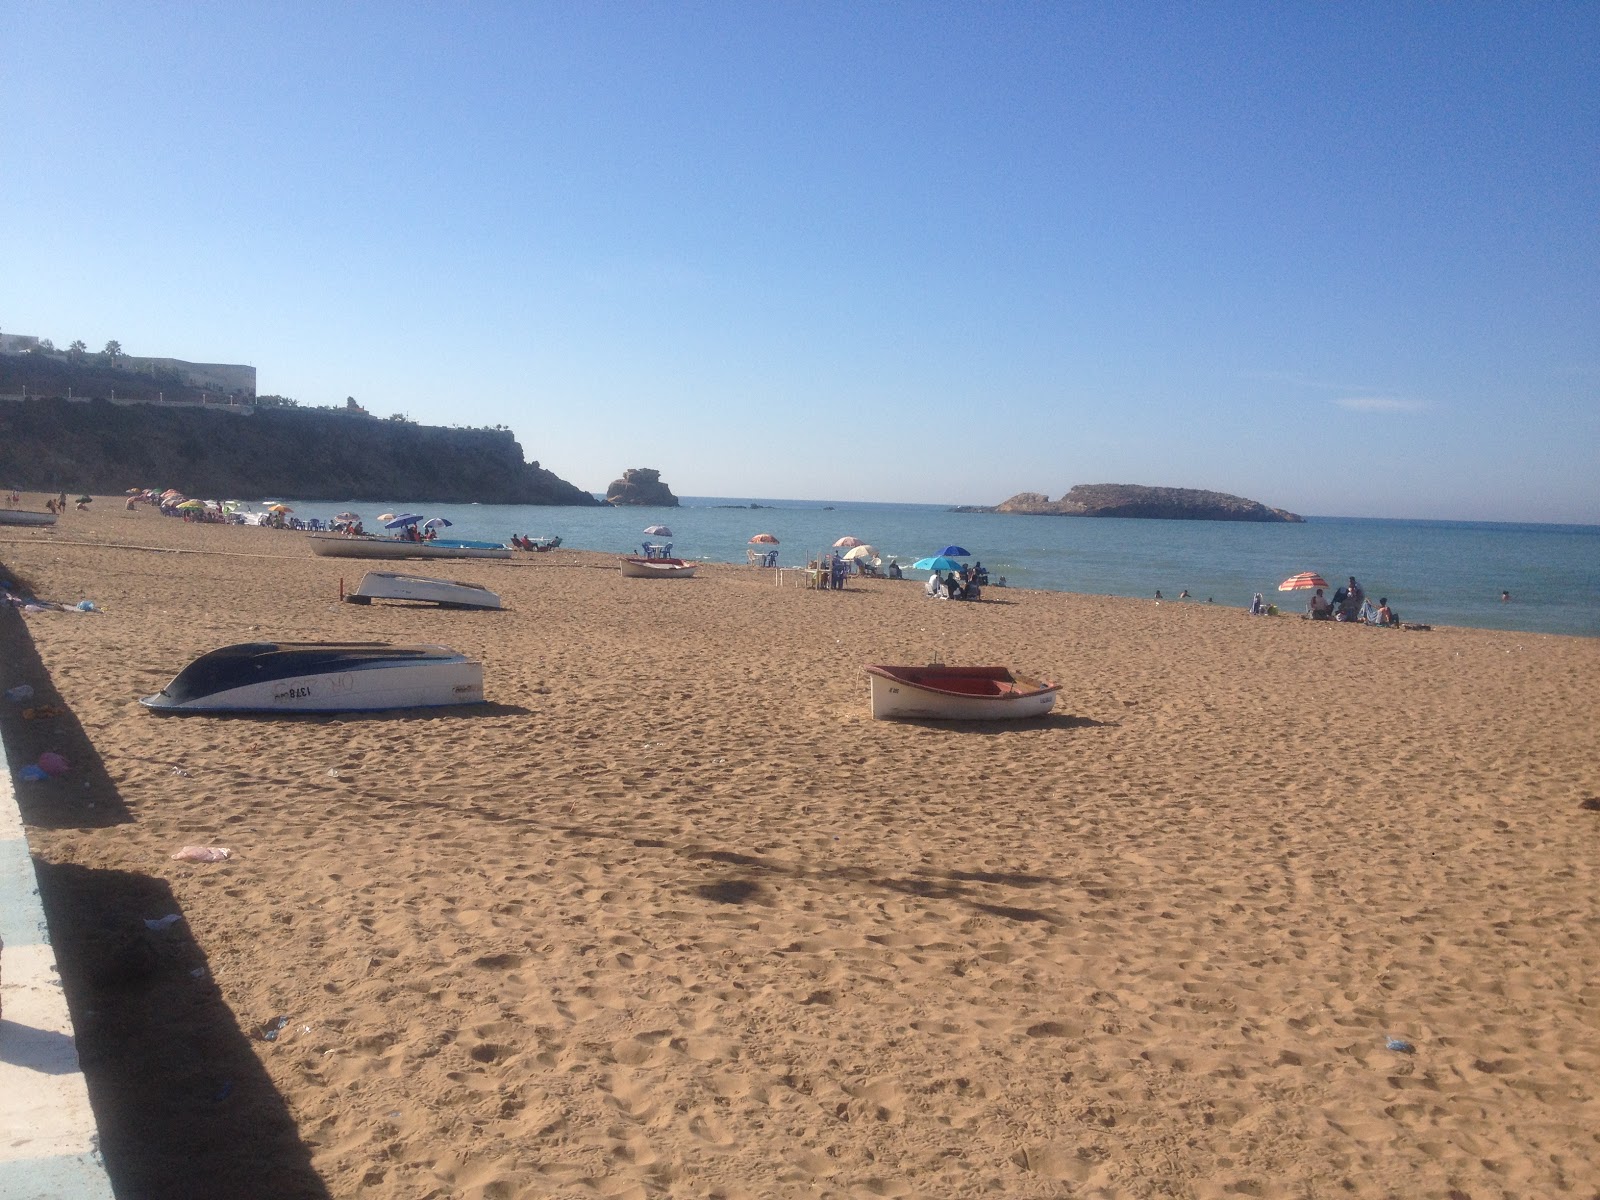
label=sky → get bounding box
[3,2,1597,522]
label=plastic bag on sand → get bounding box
[172,846,232,863]
[37,752,70,776]
[4,684,34,703]
[19,765,48,782]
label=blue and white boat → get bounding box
[141,642,486,713]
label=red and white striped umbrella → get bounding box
[1278,571,1329,591]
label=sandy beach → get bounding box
[3,496,1598,1200]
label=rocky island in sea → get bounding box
[955,483,1303,523]
[604,467,679,506]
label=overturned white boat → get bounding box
[140,642,485,714]
[344,571,503,610]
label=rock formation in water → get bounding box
[605,467,679,507]
[959,484,1302,523]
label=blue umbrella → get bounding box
[911,556,963,572]
[423,516,453,530]
[937,545,971,557]
[384,513,424,529]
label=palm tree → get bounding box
[103,340,124,361]
[68,340,87,362]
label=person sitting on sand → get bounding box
[1376,597,1395,626]
[926,572,942,598]
[1340,576,1364,621]
[1249,593,1265,615]
[1307,588,1330,619]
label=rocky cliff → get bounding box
[605,467,679,507]
[0,397,600,505]
[966,484,1302,523]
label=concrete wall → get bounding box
[0,695,115,1199]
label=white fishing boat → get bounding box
[864,664,1060,721]
[308,533,512,560]
[141,642,485,713]
[343,571,503,610]
[618,556,698,579]
[0,509,58,527]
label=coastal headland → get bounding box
[2,496,1596,1198]
[0,397,598,506]
[957,483,1303,522]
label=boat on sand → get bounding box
[618,556,698,579]
[308,533,512,560]
[0,509,58,527]
[864,664,1059,721]
[141,642,485,713]
[343,571,503,610]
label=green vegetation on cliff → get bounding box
[0,398,599,505]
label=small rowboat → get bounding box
[864,664,1059,721]
[141,642,485,713]
[344,571,503,610]
[618,556,698,579]
[308,533,512,560]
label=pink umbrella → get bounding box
[749,533,779,544]
[832,536,865,548]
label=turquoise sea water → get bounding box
[278,496,1600,638]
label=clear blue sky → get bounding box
[4,2,1596,521]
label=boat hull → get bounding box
[141,642,485,713]
[308,534,512,560]
[619,556,698,578]
[865,665,1059,721]
[345,571,503,610]
[0,510,58,527]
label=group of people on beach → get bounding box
[925,563,986,601]
[1290,576,1398,625]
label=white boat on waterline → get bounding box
[864,664,1060,721]
[308,533,512,561]
[0,509,58,527]
[344,571,503,610]
[141,641,485,713]
[618,556,698,579]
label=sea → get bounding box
[274,495,1600,638]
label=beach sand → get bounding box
[3,496,1598,1199]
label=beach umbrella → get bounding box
[384,513,424,529]
[76,495,93,504]
[125,487,144,495]
[334,512,360,522]
[832,536,865,548]
[937,545,971,557]
[643,524,673,536]
[1278,571,1329,591]
[842,544,877,561]
[267,503,293,513]
[911,556,962,573]
[376,513,396,522]
[423,516,453,530]
[176,499,206,510]
[749,533,779,544]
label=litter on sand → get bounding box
[171,846,232,863]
